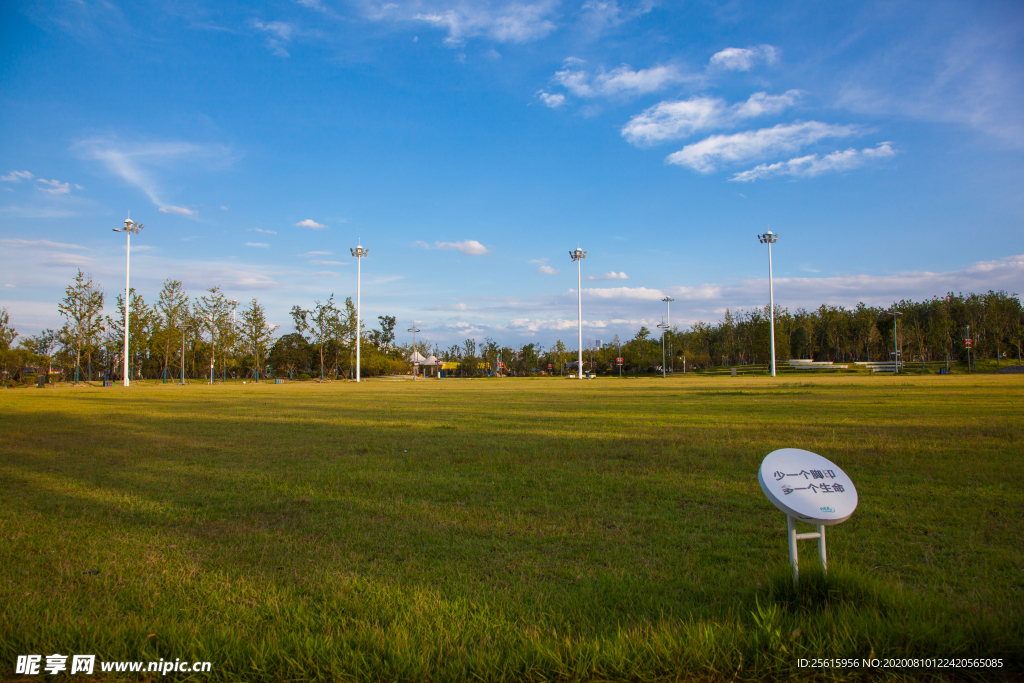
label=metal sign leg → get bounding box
[787,515,799,584]
[787,516,828,586]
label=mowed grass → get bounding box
[1,375,1022,681]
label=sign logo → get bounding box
[819,506,835,513]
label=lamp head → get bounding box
[570,248,586,261]
[757,231,778,244]
[351,246,368,258]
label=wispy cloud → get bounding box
[435,239,491,255]
[579,0,656,36]
[294,219,327,229]
[730,142,896,182]
[666,122,861,173]
[251,19,295,57]
[551,59,690,100]
[252,228,277,235]
[159,205,198,215]
[579,286,665,300]
[246,242,270,248]
[536,91,566,108]
[406,1,559,46]
[588,271,629,280]
[622,91,801,145]
[311,259,347,266]
[537,264,559,275]
[298,250,331,257]
[2,170,34,182]
[0,238,88,251]
[413,240,431,249]
[35,178,71,195]
[73,136,231,214]
[709,45,778,72]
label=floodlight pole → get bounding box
[758,231,778,377]
[657,320,669,378]
[408,323,420,380]
[570,248,587,379]
[894,310,901,374]
[113,216,144,387]
[351,244,368,382]
[180,326,186,385]
[662,296,674,376]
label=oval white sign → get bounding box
[758,448,858,525]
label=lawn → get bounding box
[1,375,1022,681]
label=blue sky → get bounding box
[2,0,1023,347]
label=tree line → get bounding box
[1,276,1020,385]
[0,270,408,385]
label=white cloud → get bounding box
[220,205,229,210]
[413,240,431,249]
[2,170,34,182]
[406,1,558,46]
[298,250,331,256]
[0,238,88,251]
[579,286,665,300]
[73,136,230,213]
[665,121,861,173]
[536,91,566,108]
[252,228,277,235]
[311,259,347,266]
[246,242,270,248]
[709,45,778,72]
[294,219,327,229]
[435,239,491,255]
[588,271,629,280]
[35,179,70,195]
[552,60,689,100]
[159,205,198,215]
[537,264,559,275]
[4,283,14,288]
[622,91,801,145]
[252,19,295,57]
[730,142,896,182]
[579,0,656,36]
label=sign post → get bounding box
[758,448,858,585]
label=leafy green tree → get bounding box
[155,279,190,380]
[0,308,16,350]
[239,298,276,381]
[58,270,105,383]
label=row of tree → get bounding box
[2,277,1020,383]
[0,270,406,385]
[411,290,1024,376]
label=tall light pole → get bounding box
[408,322,420,380]
[757,231,778,377]
[662,296,674,373]
[893,309,902,374]
[657,319,669,378]
[112,216,144,386]
[570,247,586,379]
[350,243,368,382]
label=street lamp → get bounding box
[662,296,674,373]
[228,299,238,383]
[891,309,902,375]
[112,216,144,386]
[757,230,778,377]
[570,247,586,379]
[408,322,421,380]
[657,319,669,378]
[350,243,368,382]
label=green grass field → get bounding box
[2,375,1022,681]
